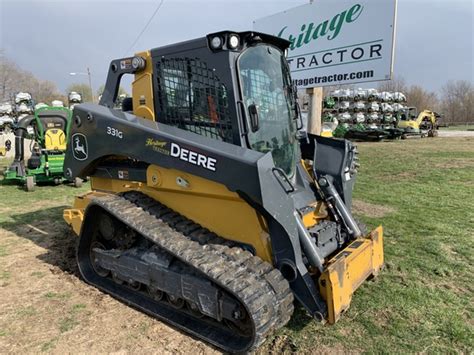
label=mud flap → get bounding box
[319,226,384,324]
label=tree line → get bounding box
[1,52,472,123]
[377,77,474,124]
[0,53,128,105]
[0,52,66,104]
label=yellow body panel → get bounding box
[300,202,329,228]
[64,164,273,262]
[63,191,111,235]
[319,226,384,323]
[45,128,66,150]
[132,51,155,121]
[397,120,418,129]
[398,109,437,130]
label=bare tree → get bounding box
[441,80,474,123]
[377,75,407,92]
[406,85,439,112]
[96,84,129,99]
[0,53,24,101]
[0,51,64,104]
[66,83,93,102]
[321,84,354,97]
[36,80,67,104]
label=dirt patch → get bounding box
[258,335,350,355]
[379,171,419,182]
[439,243,460,258]
[352,199,396,218]
[433,159,474,169]
[0,221,219,354]
[258,335,297,354]
[438,131,474,138]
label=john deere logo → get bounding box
[72,133,88,161]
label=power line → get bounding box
[122,0,165,56]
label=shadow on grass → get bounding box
[0,179,77,190]
[285,306,315,331]
[0,206,80,277]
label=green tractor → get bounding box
[1,106,82,191]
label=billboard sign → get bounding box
[254,0,397,88]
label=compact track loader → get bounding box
[63,31,384,352]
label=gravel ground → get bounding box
[438,130,474,138]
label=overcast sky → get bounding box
[1,0,472,95]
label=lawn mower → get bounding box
[1,106,82,191]
[14,92,34,121]
[68,91,83,109]
[0,102,14,156]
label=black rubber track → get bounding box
[76,191,294,353]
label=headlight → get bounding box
[228,34,239,49]
[132,56,146,71]
[210,36,223,49]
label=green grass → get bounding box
[1,139,473,353]
[263,137,474,353]
[30,271,46,278]
[72,303,86,312]
[0,178,90,224]
[439,124,474,131]
[44,291,72,300]
[58,316,79,333]
[15,306,37,318]
[0,270,11,280]
[41,337,59,352]
[58,304,85,334]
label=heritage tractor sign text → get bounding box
[254,0,397,87]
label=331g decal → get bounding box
[107,126,123,139]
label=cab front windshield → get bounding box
[399,108,417,121]
[238,44,297,177]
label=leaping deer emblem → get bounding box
[74,136,86,156]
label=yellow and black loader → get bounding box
[63,31,384,352]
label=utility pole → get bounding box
[69,69,94,103]
[304,0,322,136]
[87,67,94,103]
[306,87,323,135]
